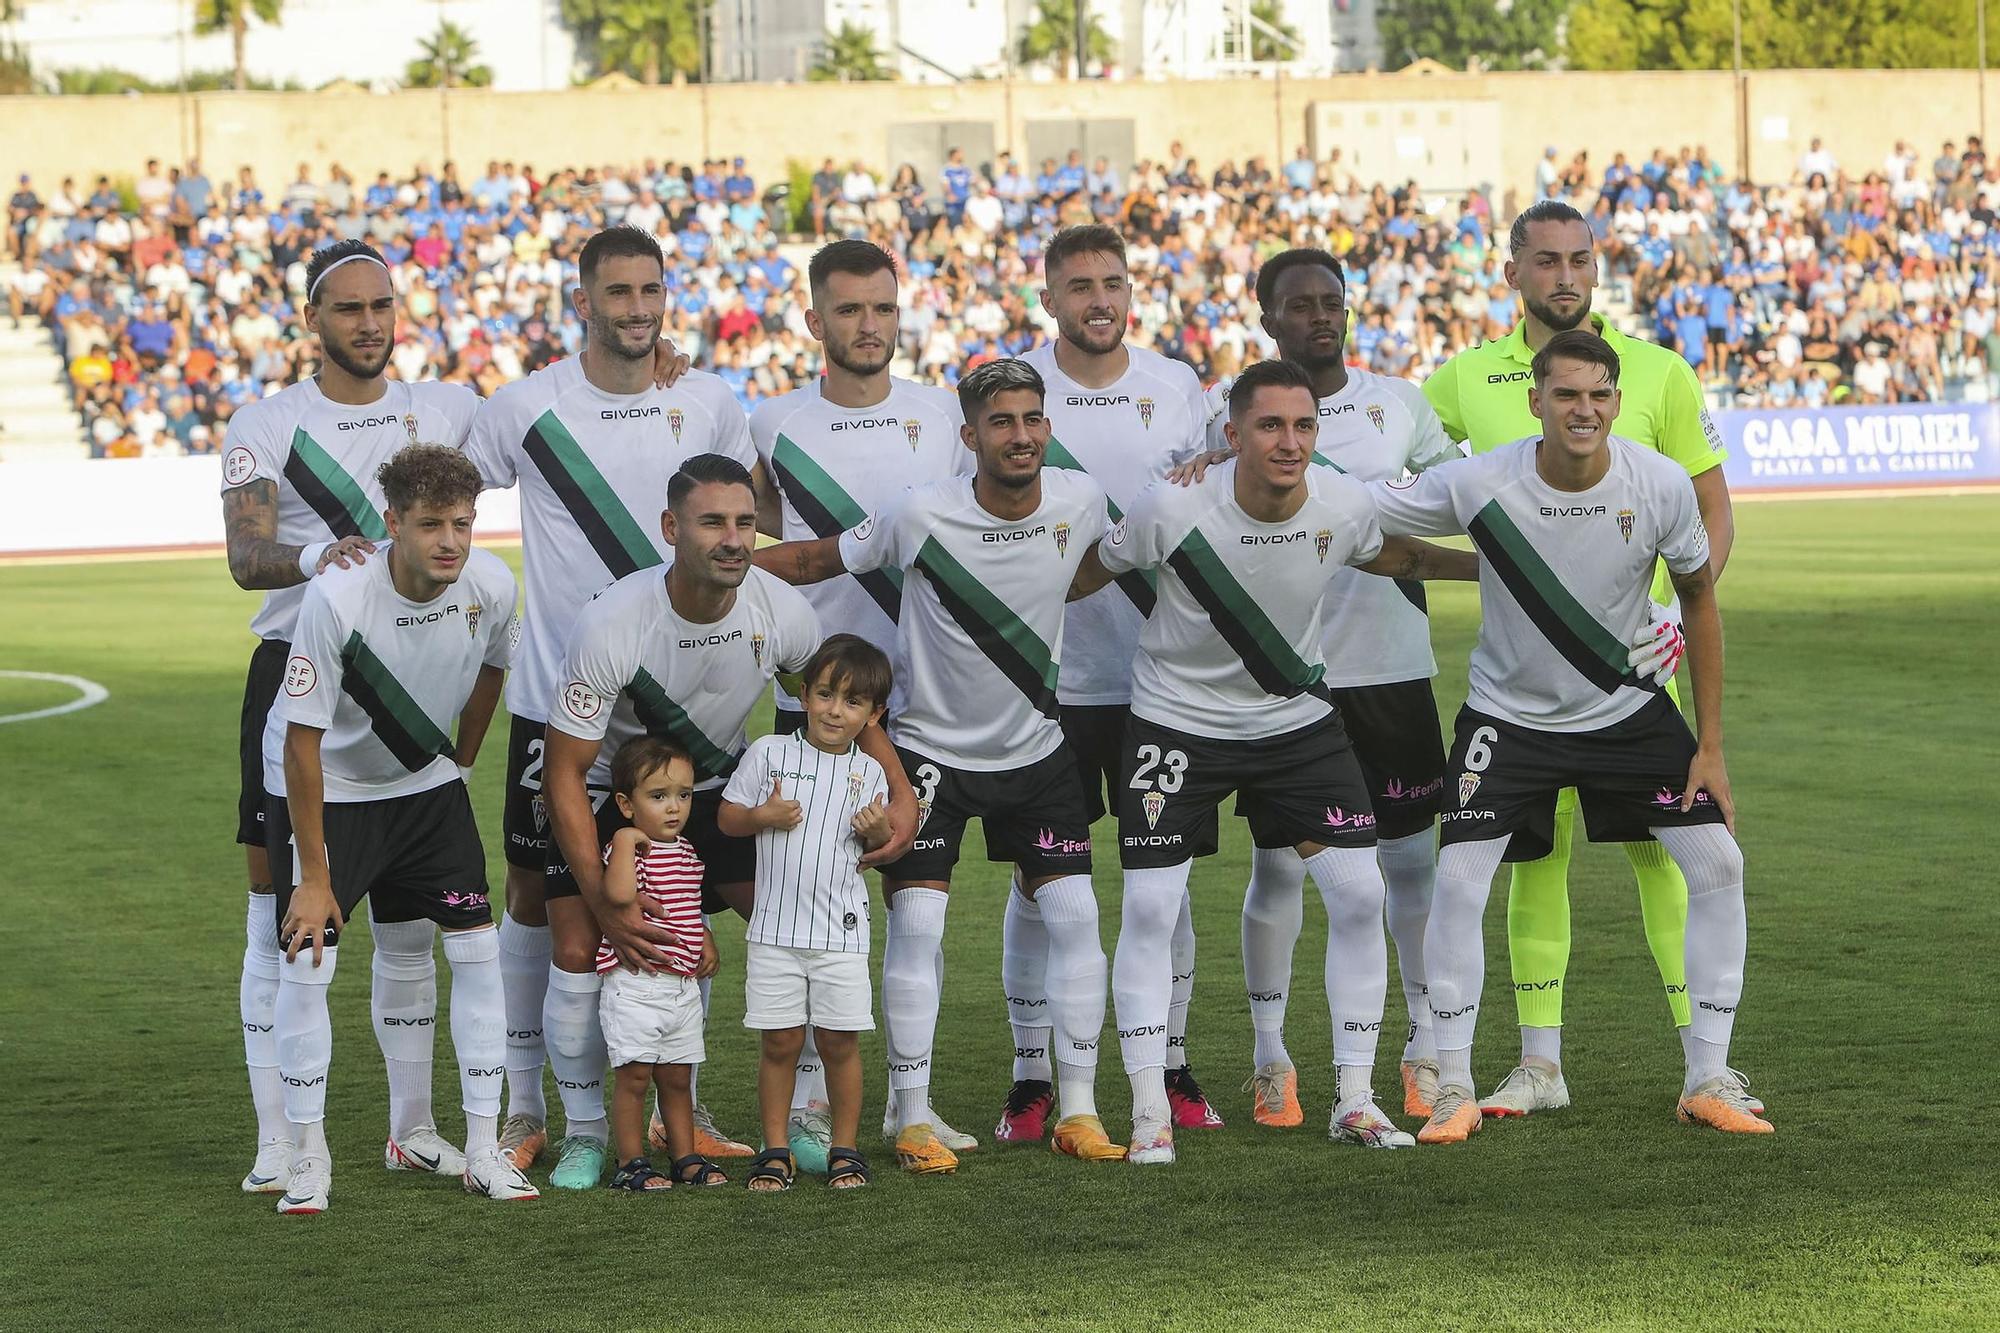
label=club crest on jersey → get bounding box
[1142,790,1166,830]
[904,418,921,451]
[466,603,482,637]
[1053,522,1072,557]
[847,770,867,803]
[404,414,421,445]
[1617,508,1636,542]
[1366,404,1386,433]
[1137,397,1155,429]
[667,408,684,443]
[530,793,548,833]
[915,797,933,831]
[1457,772,1481,806]
[751,632,766,670]
[1315,529,1333,562]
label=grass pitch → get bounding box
[3,496,1997,1330]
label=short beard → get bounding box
[1060,315,1124,356]
[828,339,892,377]
[591,312,658,362]
[1523,293,1590,333]
[321,338,390,381]
[1285,341,1345,374]
[981,457,1040,489]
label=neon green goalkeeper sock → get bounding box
[1626,836,1692,1027]
[1506,793,1577,1029]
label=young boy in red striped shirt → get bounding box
[596,737,722,1191]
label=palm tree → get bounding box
[195,0,284,92]
[810,20,890,81]
[560,0,704,85]
[404,20,494,88]
[1016,0,1114,78]
[1249,0,1302,62]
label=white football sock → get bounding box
[1306,845,1389,1071]
[1335,1065,1374,1107]
[1428,837,1510,1088]
[369,917,439,1140]
[1129,1069,1170,1125]
[1037,875,1109,1120]
[1242,845,1305,1069]
[1521,1025,1563,1067]
[294,1117,329,1164]
[793,1029,826,1111]
[542,964,607,1140]
[275,945,338,1130]
[1112,864,1187,1078]
[1655,823,1747,1091]
[443,929,505,1148]
[1377,829,1438,1063]
[241,891,287,1144]
[1166,890,1195,1071]
[1001,881,1054,1082]
[882,888,947,1127]
[496,914,550,1122]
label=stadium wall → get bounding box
[0,69,1987,209]
[4,404,1993,557]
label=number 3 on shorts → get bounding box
[1128,743,1189,793]
[914,763,942,805]
[1464,726,1499,772]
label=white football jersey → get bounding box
[1368,436,1711,732]
[550,565,820,791]
[464,358,756,725]
[221,377,480,642]
[1098,459,1383,741]
[1021,343,1209,706]
[721,733,889,954]
[266,546,516,802]
[749,378,970,708]
[840,471,1106,771]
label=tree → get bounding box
[561,0,705,85]
[1249,0,1303,62]
[403,20,493,88]
[810,20,891,81]
[195,0,284,92]
[1566,0,2000,70]
[1376,0,1568,71]
[1015,0,1115,78]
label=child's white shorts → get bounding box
[742,943,874,1031]
[599,968,706,1066]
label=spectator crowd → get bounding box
[7,132,2000,459]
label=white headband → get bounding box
[307,252,389,302]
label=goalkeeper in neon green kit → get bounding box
[1423,200,1759,1116]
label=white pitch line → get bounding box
[0,670,110,725]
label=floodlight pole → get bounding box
[1732,0,1749,181]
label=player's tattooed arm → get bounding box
[1669,561,1732,830]
[1357,535,1478,582]
[855,723,917,870]
[1068,542,1115,601]
[452,664,505,770]
[752,535,845,585]
[224,479,376,588]
[223,479,309,590]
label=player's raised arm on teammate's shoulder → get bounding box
[752,534,845,585]
[224,479,370,589]
[1068,540,1116,601]
[1358,536,1479,582]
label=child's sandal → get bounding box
[742,1148,794,1193]
[671,1153,731,1187]
[607,1157,672,1192]
[825,1146,872,1190]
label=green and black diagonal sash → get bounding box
[1467,499,1655,696]
[285,429,388,541]
[627,666,740,782]
[1165,528,1331,704]
[521,409,661,578]
[770,433,904,622]
[338,632,455,771]
[1044,437,1157,616]
[912,536,1060,720]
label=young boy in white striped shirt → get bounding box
[719,635,893,1190]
